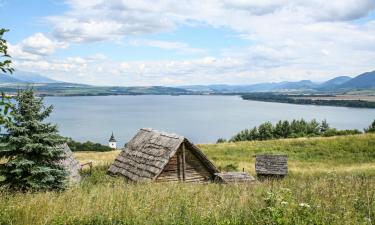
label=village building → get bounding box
[108,128,220,182]
[108,132,117,149]
[255,154,288,179]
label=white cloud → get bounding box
[8,0,375,85]
[19,33,68,56]
[8,33,68,61]
[129,39,205,54]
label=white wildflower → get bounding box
[299,203,311,208]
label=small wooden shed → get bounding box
[255,154,288,179]
[108,128,220,182]
[214,172,255,183]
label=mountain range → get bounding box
[0,71,59,83]
[1,70,375,94]
[180,70,375,93]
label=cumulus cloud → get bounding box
[9,0,375,85]
[129,39,205,54]
[45,0,375,43]
[8,33,68,61]
[19,33,68,56]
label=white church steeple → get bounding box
[108,132,117,149]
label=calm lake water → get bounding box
[45,95,375,146]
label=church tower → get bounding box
[108,132,117,149]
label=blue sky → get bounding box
[1,0,375,86]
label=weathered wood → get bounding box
[255,154,288,177]
[182,142,186,181]
[108,128,219,182]
[214,172,255,183]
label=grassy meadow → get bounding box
[1,134,375,225]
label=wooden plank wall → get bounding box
[156,144,212,182]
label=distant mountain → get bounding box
[338,71,375,89]
[275,80,318,90]
[0,75,22,83]
[180,82,287,93]
[318,76,352,90]
[11,71,59,83]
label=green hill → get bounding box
[1,134,374,225]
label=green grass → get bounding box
[1,134,375,225]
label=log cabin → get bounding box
[107,128,219,182]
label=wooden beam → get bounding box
[182,142,186,181]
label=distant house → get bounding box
[108,128,219,182]
[108,132,117,149]
[255,154,288,179]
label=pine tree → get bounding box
[0,89,68,191]
[365,119,375,133]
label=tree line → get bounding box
[66,138,112,152]
[217,119,375,143]
[241,93,375,108]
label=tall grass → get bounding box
[0,134,374,225]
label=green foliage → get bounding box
[365,119,375,133]
[230,119,363,142]
[216,138,227,143]
[0,89,68,191]
[0,29,13,74]
[67,139,112,152]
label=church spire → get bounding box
[109,132,116,142]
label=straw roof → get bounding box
[108,128,219,181]
[214,172,255,183]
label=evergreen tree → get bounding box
[320,119,330,134]
[258,122,274,140]
[273,120,284,138]
[307,119,320,135]
[365,119,375,133]
[280,120,291,138]
[249,127,259,140]
[0,89,68,191]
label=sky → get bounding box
[1,0,375,86]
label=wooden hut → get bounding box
[255,154,288,179]
[214,172,255,183]
[108,128,220,182]
[58,143,81,184]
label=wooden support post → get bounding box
[182,142,186,181]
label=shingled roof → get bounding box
[108,128,219,182]
[255,154,288,176]
[58,143,81,184]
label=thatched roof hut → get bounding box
[58,143,81,184]
[108,128,219,182]
[214,172,255,183]
[255,154,288,178]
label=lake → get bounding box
[45,95,375,146]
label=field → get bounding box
[1,134,375,225]
[296,94,375,102]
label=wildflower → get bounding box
[299,203,311,208]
